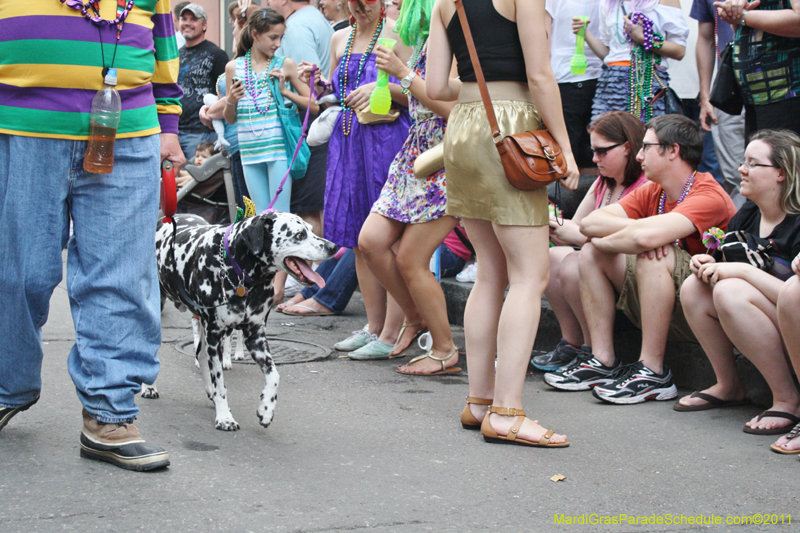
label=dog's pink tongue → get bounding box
[297,260,326,288]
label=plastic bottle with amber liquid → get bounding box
[83,68,121,174]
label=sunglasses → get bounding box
[590,142,623,158]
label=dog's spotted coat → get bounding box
[154,212,337,430]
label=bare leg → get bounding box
[460,218,506,424]
[359,213,426,354]
[395,216,459,374]
[676,275,746,408]
[272,271,287,306]
[636,250,680,374]
[579,243,627,366]
[545,247,584,346]
[774,277,800,451]
[559,251,592,346]
[353,246,386,336]
[481,222,567,444]
[714,279,800,432]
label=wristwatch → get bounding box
[740,11,747,27]
[400,71,417,95]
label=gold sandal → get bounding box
[388,321,427,358]
[460,396,492,430]
[395,346,461,376]
[481,406,569,448]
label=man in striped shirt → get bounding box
[0,0,184,472]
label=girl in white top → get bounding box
[574,0,689,122]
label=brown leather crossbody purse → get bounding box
[453,0,567,190]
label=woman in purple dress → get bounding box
[304,0,412,354]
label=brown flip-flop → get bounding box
[280,304,335,317]
[743,410,800,435]
[673,391,748,412]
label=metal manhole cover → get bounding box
[175,336,331,364]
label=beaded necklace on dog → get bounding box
[338,18,384,136]
[658,170,697,247]
[244,50,276,137]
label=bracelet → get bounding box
[225,98,235,106]
[740,11,747,27]
[652,32,664,50]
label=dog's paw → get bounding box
[256,405,275,428]
[215,418,240,431]
[222,360,233,371]
[231,350,246,362]
[140,385,160,399]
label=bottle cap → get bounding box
[104,68,118,87]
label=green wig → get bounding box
[394,0,435,47]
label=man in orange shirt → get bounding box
[544,114,738,404]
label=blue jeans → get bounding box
[0,134,162,423]
[179,130,216,163]
[300,248,358,314]
[437,244,468,278]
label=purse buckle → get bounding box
[544,148,556,161]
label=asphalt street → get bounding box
[1,261,798,532]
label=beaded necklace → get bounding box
[658,170,697,247]
[243,51,276,137]
[605,183,625,206]
[338,18,384,136]
[61,0,133,75]
[613,1,628,44]
[407,38,427,70]
[626,12,662,123]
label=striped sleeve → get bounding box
[151,0,182,134]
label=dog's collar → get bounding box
[224,224,253,292]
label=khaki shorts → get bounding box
[615,246,697,343]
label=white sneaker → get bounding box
[455,262,477,283]
[333,325,374,352]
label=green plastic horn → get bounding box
[369,38,397,115]
[571,17,589,76]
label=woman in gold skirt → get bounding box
[426,0,580,447]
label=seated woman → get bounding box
[676,130,800,436]
[532,111,648,371]
[774,252,800,453]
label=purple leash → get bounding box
[223,66,321,294]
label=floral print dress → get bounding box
[371,45,448,223]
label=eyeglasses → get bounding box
[590,143,623,158]
[640,142,667,153]
[348,0,379,4]
[740,160,778,171]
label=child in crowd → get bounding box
[176,141,216,187]
[574,0,689,122]
[224,7,312,213]
[677,130,800,437]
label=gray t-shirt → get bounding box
[277,5,334,77]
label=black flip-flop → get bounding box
[743,410,800,435]
[673,391,748,412]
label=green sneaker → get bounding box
[334,326,373,352]
[348,339,396,360]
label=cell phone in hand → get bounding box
[232,77,242,85]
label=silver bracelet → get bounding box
[225,98,235,106]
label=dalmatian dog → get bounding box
[152,212,337,430]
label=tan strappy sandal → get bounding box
[460,396,493,430]
[395,346,461,376]
[480,406,569,448]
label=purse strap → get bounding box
[453,0,503,144]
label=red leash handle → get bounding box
[160,159,178,221]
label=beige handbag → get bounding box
[413,143,445,179]
[355,106,400,125]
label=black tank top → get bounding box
[446,0,528,83]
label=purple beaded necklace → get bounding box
[658,170,697,246]
[61,0,134,37]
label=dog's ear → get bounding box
[240,216,269,256]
